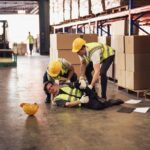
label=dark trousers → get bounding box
[43,72,78,101]
[29,44,33,54]
[85,55,114,99]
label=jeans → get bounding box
[85,55,114,99]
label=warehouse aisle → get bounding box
[0,55,150,150]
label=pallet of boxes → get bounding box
[50,33,98,77]
[113,35,150,97]
[16,43,27,56]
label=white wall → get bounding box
[0,14,39,48]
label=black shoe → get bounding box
[45,97,51,103]
[109,99,124,106]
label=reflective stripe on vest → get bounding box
[55,86,82,102]
[55,94,79,102]
[85,42,114,63]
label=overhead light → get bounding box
[18,10,26,14]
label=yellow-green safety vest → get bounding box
[28,35,34,44]
[54,86,83,102]
[85,42,114,63]
[54,60,69,79]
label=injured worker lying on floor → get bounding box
[44,79,124,110]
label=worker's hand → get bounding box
[79,76,86,80]
[79,79,87,89]
[65,79,70,83]
[79,95,89,103]
[88,84,93,89]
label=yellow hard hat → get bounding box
[20,103,39,116]
[47,60,62,77]
[72,38,86,53]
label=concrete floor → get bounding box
[0,55,150,150]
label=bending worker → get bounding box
[72,38,115,99]
[44,80,123,110]
[43,58,77,103]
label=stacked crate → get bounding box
[111,35,126,86]
[16,43,27,56]
[125,35,150,90]
[50,33,98,77]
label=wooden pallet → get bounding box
[105,5,128,14]
[117,86,149,99]
[112,5,128,13]
[144,91,150,100]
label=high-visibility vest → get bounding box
[85,42,114,63]
[54,86,82,102]
[28,35,34,44]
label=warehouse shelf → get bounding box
[53,5,150,35]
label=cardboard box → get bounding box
[98,36,111,45]
[125,35,150,53]
[116,52,126,70]
[126,54,150,72]
[111,20,128,35]
[50,33,81,50]
[82,34,98,43]
[117,70,126,87]
[58,50,80,65]
[50,48,58,61]
[111,35,125,52]
[126,71,150,90]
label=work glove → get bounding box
[79,95,89,103]
[79,79,87,89]
[87,84,93,89]
[65,79,70,83]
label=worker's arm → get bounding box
[65,100,81,107]
[90,63,100,87]
[55,96,89,107]
[67,64,75,81]
[80,60,87,77]
[55,99,81,107]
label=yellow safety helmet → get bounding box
[72,38,86,53]
[47,60,62,77]
[20,103,39,116]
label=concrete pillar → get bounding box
[39,0,50,55]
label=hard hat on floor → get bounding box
[20,103,39,116]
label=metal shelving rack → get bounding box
[53,4,150,36]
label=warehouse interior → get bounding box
[0,0,150,150]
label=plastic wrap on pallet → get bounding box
[91,0,104,14]
[80,0,89,17]
[105,0,150,10]
[105,0,121,9]
[64,0,71,20]
[49,0,63,25]
[49,0,55,25]
[72,0,79,19]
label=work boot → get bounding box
[108,99,124,106]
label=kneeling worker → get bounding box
[43,58,77,103]
[72,38,115,99]
[44,80,123,110]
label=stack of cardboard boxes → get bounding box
[50,33,98,77]
[112,35,150,90]
[125,35,150,90]
[16,43,27,56]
